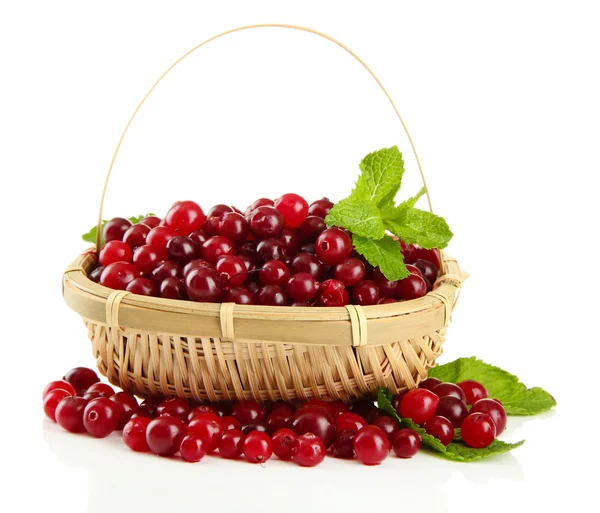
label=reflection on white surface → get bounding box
[43,418,526,513]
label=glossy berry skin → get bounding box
[259,260,290,286]
[43,380,76,399]
[55,396,88,432]
[308,198,334,218]
[333,429,356,459]
[146,226,177,250]
[351,280,380,306]
[166,236,200,265]
[189,230,208,246]
[155,397,191,421]
[103,217,132,242]
[179,433,207,462]
[99,240,133,267]
[328,401,350,416]
[353,426,391,465]
[146,416,187,456]
[89,266,104,283]
[372,415,400,440]
[399,389,440,425]
[244,431,273,463]
[200,236,237,264]
[334,258,366,287]
[350,399,380,423]
[336,412,368,433]
[43,389,71,422]
[187,405,218,422]
[182,259,211,278]
[424,416,454,446]
[457,380,489,405]
[297,216,326,241]
[281,228,301,256]
[274,193,309,228]
[271,428,298,460]
[256,285,289,306]
[100,262,137,290]
[218,429,246,459]
[413,259,437,285]
[249,206,285,239]
[133,245,167,275]
[151,261,180,283]
[412,247,441,270]
[378,298,398,304]
[231,400,265,424]
[315,228,352,265]
[266,405,294,434]
[436,396,469,428]
[215,255,247,288]
[470,399,507,435]
[255,238,287,263]
[110,392,139,429]
[244,198,274,216]
[418,377,442,392]
[160,277,188,300]
[391,391,408,412]
[218,212,249,243]
[122,416,151,452]
[140,216,161,228]
[391,429,421,458]
[461,413,496,448]
[85,383,114,398]
[406,264,424,278]
[286,272,318,302]
[241,420,268,435]
[396,274,428,300]
[291,252,326,281]
[219,416,242,432]
[126,277,157,296]
[165,200,206,236]
[83,397,120,438]
[63,367,100,395]
[432,382,467,402]
[291,433,326,467]
[372,268,399,298]
[207,204,234,219]
[123,223,151,249]
[186,267,224,302]
[223,287,255,305]
[317,279,349,307]
[291,407,336,447]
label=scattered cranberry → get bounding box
[187,415,224,453]
[218,429,246,459]
[457,380,489,405]
[292,407,336,448]
[336,412,368,433]
[332,429,356,459]
[219,416,241,432]
[372,415,399,440]
[266,405,294,434]
[461,413,496,448]
[156,397,190,421]
[436,396,469,428]
[244,431,273,463]
[123,417,151,452]
[292,433,326,467]
[180,433,207,462]
[391,429,421,458]
[231,400,265,424]
[85,383,114,398]
[110,392,139,429]
[63,367,100,396]
[83,398,120,438]
[354,426,391,465]
[432,382,467,402]
[470,398,507,435]
[55,396,88,433]
[43,389,72,422]
[43,380,76,399]
[399,389,440,425]
[146,416,187,456]
[271,428,298,460]
[424,416,454,446]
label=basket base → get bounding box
[86,320,445,402]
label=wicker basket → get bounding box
[62,24,466,403]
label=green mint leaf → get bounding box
[352,234,410,281]
[377,388,525,462]
[352,146,405,206]
[325,198,385,238]
[384,207,453,250]
[428,357,557,415]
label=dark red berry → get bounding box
[110,392,139,429]
[218,212,249,243]
[396,274,428,300]
[126,277,157,296]
[55,396,88,432]
[391,428,421,458]
[185,267,224,302]
[133,245,168,275]
[424,416,454,446]
[63,367,100,396]
[432,382,467,402]
[336,412,368,433]
[286,272,318,302]
[413,259,438,285]
[371,268,399,298]
[418,377,442,392]
[292,407,336,447]
[256,284,289,306]
[470,398,507,435]
[103,217,132,243]
[271,428,298,460]
[291,252,326,281]
[354,425,390,465]
[436,396,469,428]
[334,258,366,287]
[297,216,326,241]
[372,415,399,440]
[151,260,180,283]
[166,236,200,265]
[317,279,349,307]
[146,416,187,456]
[332,429,356,459]
[156,397,191,421]
[266,405,294,434]
[259,260,290,286]
[351,280,380,306]
[256,238,287,263]
[461,413,496,448]
[308,198,334,218]
[231,400,265,424]
[160,277,188,300]
[457,380,489,405]
[249,206,285,239]
[291,433,326,467]
[123,223,151,249]
[240,419,268,435]
[89,266,104,283]
[218,429,246,459]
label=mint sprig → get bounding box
[81,213,155,245]
[428,357,557,415]
[325,146,453,280]
[377,388,525,462]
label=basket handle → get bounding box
[95,23,434,250]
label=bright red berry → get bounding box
[470,398,507,435]
[218,429,246,459]
[42,380,76,399]
[83,397,120,438]
[244,431,273,463]
[332,429,357,459]
[85,383,114,398]
[274,193,309,228]
[424,415,454,446]
[165,200,206,236]
[317,279,349,307]
[315,228,352,265]
[55,396,88,432]
[146,416,187,456]
[457,380,489,405]
[461,412,496,448]
[399,389,440,425]
[122,416,151,452]
[271,428,298,460]
[391,429,421,458]
[99,240,133,267]
[353,425,391,465]
[43,389,71,422]
[110,392,139,429]
[291,433,326,467]
[336,412,368,433]
[187,415,224,453]
[180,433,207,462]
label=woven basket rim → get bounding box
[63,250,464,347]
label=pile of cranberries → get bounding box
[90,196,441,306]
[44,368,505,466]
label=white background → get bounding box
[1,1,598,512]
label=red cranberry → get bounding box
[160,277,188,300]
[297,215,326,241]
[188,405,218,422]
[317,279,349,307]
[200,236,237,265]
[185,267,224,302]
[418,377,442,391]
[353,426,391,465]
[461,413,496,448]
[180,433,207,462]
[216,255,247,288]
[256,284,289,306]
[291,407,336,447]
[470,399,507,435]
[85,383,114,398]
[432,382,467,402]
[271,428,298,460]
[103,217,132,243]
[413,259,438,285]
[424,416,454,446]
[146,226,177,250]
[351,280,380,306]
[315,228,352,265]
[457,380,489,405]
[259,260,290,286]
[281,228,301,256]
[372,268,399,297]
[43,389,71,422]
[218,429,246,459]
[244,431,273,463]
[151,260,180,282]
[291,433,326,467]
[110,392,139,429]
[308,198,334,218]
[436,396,469,428]
[83,397,120,438]
[399,389,440,425]
[166,236,200,265]
[165,200,206,236]
[42,380,76,399]
[286,272,318,302]
[123,416,151,452]
[291,252,326,280]
[397,274,427,300]
[391,428,421,458]
[372,415,400,440]
[146,416,187,456]
[240,420,268,435]
[333,429,357,459]
[256,238,287,263]
[231,400,265,424]
[334,258,366,287]
[55,396,88,432]
[244,198,274,217]
[187,415,225,453]
[156,397,190,421]
[249,206,285,239]
[266,405,294,434]
[218,212,249,243]
[219,416,242,432]
[274,193,309,228]
[336,412,368,433]
[123,223,151,249]
[63,367,100,396]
